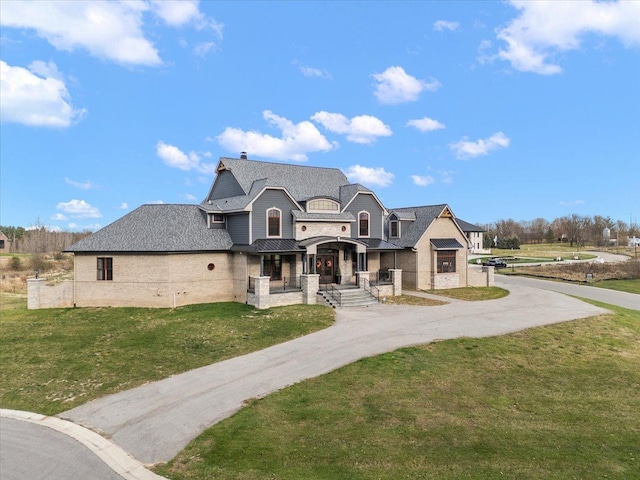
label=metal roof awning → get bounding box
[231,239,305,254]
[430,238,465,250]
[359,238,404,251]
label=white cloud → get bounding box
[182,193,198,201]
[119,202,129,210]
[216,110,334,161]
[372,66,441,105]
[299,65,332,79]
[411,175,435,186]
[68,222,102,232]
[56,199,102,219]
[311,111,392,144]
[65,177,96,190]
[560,199,585,206]
[345,165,394,187]
[52,213,68,221]
[0,60,86,127]
[0,0,223,66]
[450,132,510,159]
[433,20,459,32]
[406,117,445,132]
[496,0,640,75]
[156,141,216,173]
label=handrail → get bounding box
[362,277,379,302]
[323,284,342,305]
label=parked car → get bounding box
[483,258,508,268]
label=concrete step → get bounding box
[317,288,378,307]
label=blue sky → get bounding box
[1,0,639,231]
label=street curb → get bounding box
[0,409,166,480]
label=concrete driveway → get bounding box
[59,283,609,465]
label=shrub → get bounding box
[9,256,21,271]
[29,254,50,273]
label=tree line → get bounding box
[1,225,90,254]
[481,214,638,249]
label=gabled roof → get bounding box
[387,204,450,248]
[455,218,485,233]
[66,205,233,253]
[207,157,350,204]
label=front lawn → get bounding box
[0,302,334,415]
[156,303,640,479]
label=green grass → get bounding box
[592,279,640,295]
[0,302,334,415]
[156,304,640,480]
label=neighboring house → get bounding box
[455,218,487,254]
[0,231,10,253]
[66,155,480,308]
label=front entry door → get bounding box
[317,255,335,284]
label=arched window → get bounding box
[358,211,370,238]
[307,199,339,212]
[267,208,281,237]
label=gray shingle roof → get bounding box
[359,238,404,251]
[231,239,305,253]
[209,157,350,203]
[66,204,233,253]
[387,204,449,248]
[455,218,485,233]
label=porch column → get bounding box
[301,274,320,305]
[356,270,370,289]
[251,276,271,310]
[389,268,402,296]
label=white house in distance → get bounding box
[60,155,490,309]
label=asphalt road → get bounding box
[0,417,123,480]
[497,275,639,310]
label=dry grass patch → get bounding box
[422,286,509,301]
[383,294,447,306]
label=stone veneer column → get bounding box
[301,274,319,305]
[389,269,402,296]
[253,276,271,310]
[482,266,495,287]
[356,271,370,289]
[27,277,45,310]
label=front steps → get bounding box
[317,285,379,308]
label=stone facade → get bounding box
[72,252,240,308]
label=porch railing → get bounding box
[323,284,343,305]
[270,275,301,293]
[362,277,380,302]
[371,269,392,285]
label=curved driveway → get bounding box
[4,277,635,478]
[60,283,609,465]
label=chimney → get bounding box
[240,152,247,159]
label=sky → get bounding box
[1,0,639,232]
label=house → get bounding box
[65,155,488,309]
[0,231,10,253]
[455,218,487,254]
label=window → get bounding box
[263,255,282,280]
[97,257,113,280]
[358,211,370,237]
[212,213,224,223]
[0,240,4,249]
[436,251,456,273]
[390,220,399,238]
[307,199,339,212]
[267,208,281,237]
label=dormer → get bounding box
[305,198,340,213]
